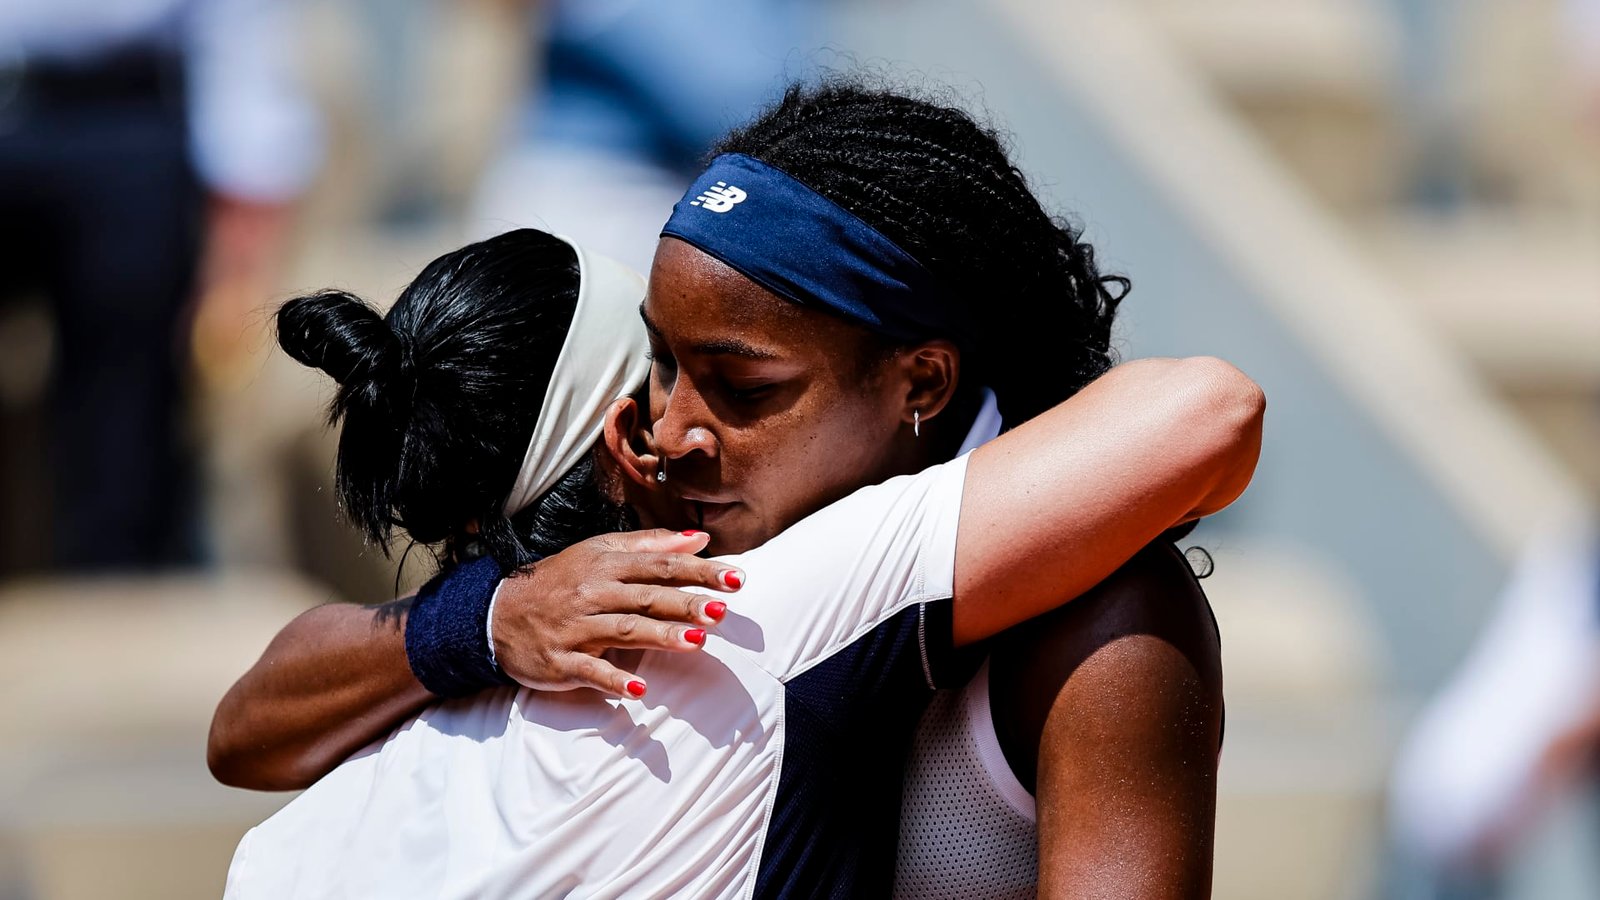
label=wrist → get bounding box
[404,556,517,697]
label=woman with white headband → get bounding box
[219,84,1257,897]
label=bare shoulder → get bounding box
[988,543,1225,898]
[988,542,1223,792]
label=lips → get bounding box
[681,497,740,530]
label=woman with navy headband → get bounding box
[216,82,1255,897]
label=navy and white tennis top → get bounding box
[225,453,979,899]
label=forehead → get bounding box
[644,238,847,345]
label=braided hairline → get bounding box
[712,80,1125,420]
[725,99,1063,259]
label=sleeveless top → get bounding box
[894,660,1038,899]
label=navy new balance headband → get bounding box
[660,153,966,342]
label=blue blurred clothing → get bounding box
[534,0,818,174]
[470,0,820,274]
[0,99,201,568]
[1,0,318,569]
[0,0,321,200]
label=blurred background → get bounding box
[0,0,1596,897]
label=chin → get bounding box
[704,519,776,558]
[705,533,751,558]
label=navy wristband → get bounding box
[404,555,518,698]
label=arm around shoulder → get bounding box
[953,356,1263,645]
[208,598,433,791]
[207,530,746,790]
[1173,356,1265,519]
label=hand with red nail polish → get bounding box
[484,529,739,700]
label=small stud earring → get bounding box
[913,409,921,438]
[656,469,667,484]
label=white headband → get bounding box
[501,235,651,517]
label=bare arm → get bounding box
[213,356,1258,790]
[955,356,1263,645]
[209,598,430,790]
[991,543,1223,899]
[208,530,744,791]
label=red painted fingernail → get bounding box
[704,600,727,621]
[684,628,706,646]
[680,530,705,537]
[625,680,647,698]
[721,570,743,590]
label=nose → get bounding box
[653,379,720,464]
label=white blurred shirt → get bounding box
[0,0,321,200]
[1390,519,1600,867]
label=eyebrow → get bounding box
[639,303,783,361]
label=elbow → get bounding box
[207,715,254,789]
[208,744,320,793]
[206,707,261,789]
[1212,356,1266,441]
[1184,356,1265,514]
[208,706,318,792]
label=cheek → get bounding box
[741,392,896,503]
[647,379,672,428]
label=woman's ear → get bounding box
[602,396,661,490]
[899,339,960,428]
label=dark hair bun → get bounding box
[276,229,610,571]
[277,290,409,392]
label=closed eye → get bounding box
[646,345,677,370]
[727,383,775,402]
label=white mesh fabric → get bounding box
[893,661,1038,899]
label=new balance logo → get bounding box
[690,182,747,213]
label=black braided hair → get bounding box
[712,79,1127,425]
[277,228,631,572]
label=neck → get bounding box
[924,384,983,466]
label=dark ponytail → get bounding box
[277,229,631,572]
[278,290,415,549]
[711,79,1127,425]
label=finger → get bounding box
[616,584,728,625]
[588,613,709,653]
[593,528,712,555]
[568,653,649,700]
[602,550,744,592]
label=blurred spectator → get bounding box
[0,0,320,570]
[1390,519,1600,893]
[471,0,820,274]
[1568,0,1600,122]
[1384,0,1472,210]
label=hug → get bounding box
[214,80,1262,898]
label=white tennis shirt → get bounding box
[226,452,980,899]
